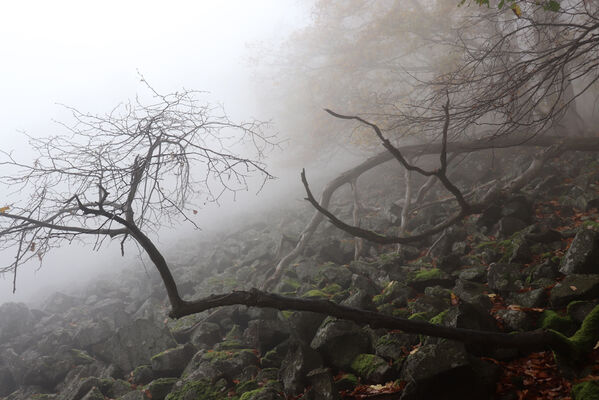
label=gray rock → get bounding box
[147,377,177,400]
[487,263,524,292]
[311,318,371,370]
[498,216,528,236]
[453,279,492,311]
[243,319,290,353]
[280,340,323,395]
[341,290,377,311]
[90,318,176,373]
[190,322,222,349]
[43,292,80,314]
[151,343,195,377]
[375,332,418,360]
[306,368,340,400]
[0,303,37,342]
[560,229,599,275]
[0,366,16,396]
[496,309,534,331]
[350,353,392,383]
[350,274,381,296]
[550,274,599,307]
[458,266,488,283]
[507,288,547,308]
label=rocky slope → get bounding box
[1,149,599,400]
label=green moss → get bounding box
[392,308,411,318]
[280,310,294,320]
[551,305,599,363]
[572,381,599,400]
[430,309,450,325]
[413,268,444,280]
[322,283,342,294]
[216,339,245,350]
[282,278,301,290]
[539,310,577,334]
[226,325,243,340]
[239,387,267,400]
[582,220,599,231]
[350,353,386,378]
[301,289,329,299]
[408,312,429,321]
[69,348,95,364]
[236,380,259,395]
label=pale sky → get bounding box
[0,0,311,304]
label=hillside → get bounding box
[1,148,599,400]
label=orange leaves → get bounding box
[0,205,9,213]
[493,351,572,399]
[450,292,460,306]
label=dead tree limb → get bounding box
[169,287,596,361]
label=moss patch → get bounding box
[572,381,599,400]
[552,305,599,363]
[539,310,577,335]
[350,353,387,380]
[430,309,450,325]
[413,268,444,280]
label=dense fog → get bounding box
[0,0,312,304]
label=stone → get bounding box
[350,353,392,383]
[496,309,534,331]
[0,303,37,342]
[280,340,323,396]
[560,229,599,275]
[507,288,547,308]
[305,368,339,400]
[453,279,492,311]
[190,322,222,349]
[243,319,289,354]
[90,318,176,373]
[147,377,177,400]
[375,332,418,360]
[550,274,599,307]
[341,290,377,311]
[498,216,528,236]
[151,343,195,377]
[311,318,371,370]
[487,263,524,293]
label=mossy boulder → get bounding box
[572,381,599,400]
[350,353,392,383]
[165,378,229,400]
[373,281,415,307]
[147,377,178,400]
[539,310,577,336]
[408,268,454,291]
[311,318,371,370]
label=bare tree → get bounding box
[0,83,274,306]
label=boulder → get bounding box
[487,263,524,293]
[151,343,195,377]
[0,303,37,342]
[280,340,323,395]
[550,274,599,307]
[190,322,222,349]
[560,229,599,275]
[350,353,392,383]
[305,368,340,400]
[311,318,371,370]
[243,319,290,353]
[90,318,176,373]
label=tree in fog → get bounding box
[0,82,274,308]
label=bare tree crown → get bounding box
[0,84,274,291]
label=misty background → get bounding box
[0,0,321,304]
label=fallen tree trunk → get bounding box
[170,288,599,362]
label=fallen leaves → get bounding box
[0,205,9,213]
[491,351,572,399]
[341,381,405,399]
